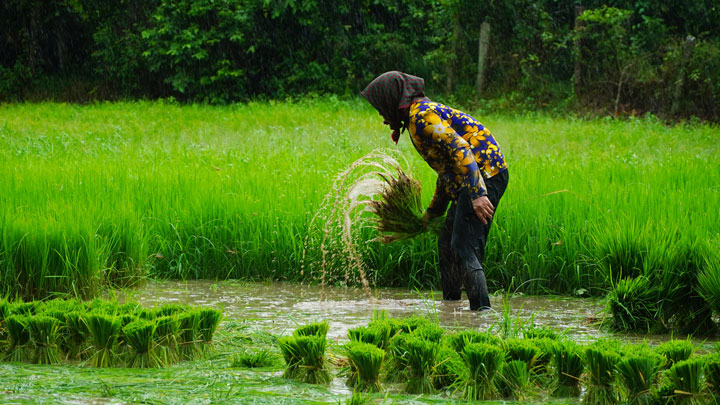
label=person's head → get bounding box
[361,71,426,143]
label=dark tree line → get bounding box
[2,0,719,120]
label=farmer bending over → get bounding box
[361,71,509,311]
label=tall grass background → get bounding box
[0,99,718,300]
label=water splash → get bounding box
[301,149,414,301]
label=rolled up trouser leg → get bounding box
[466,267,491,310]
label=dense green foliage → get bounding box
[2,1,720,119]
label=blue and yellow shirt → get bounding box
[407,99,507,215]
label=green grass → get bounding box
[0,100,719,303]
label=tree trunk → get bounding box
[670,35,696,116]
[475,21,491,94]
[446,12,461,93]
[572,6,586,101]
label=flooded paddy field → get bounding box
[2,281,716,404]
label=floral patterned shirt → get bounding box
[407,99,508,215]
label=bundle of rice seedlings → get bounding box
[347,325,390,350]
[460,342,504,401]
[607,276,662,332]
[198,308,223,349]
[401,336,437,394]
[498,359,533,400]
[84,313,121,367]
[697,260,720,317]
[584,344,621,404]
[10,302,37,316]
[363,168,443,243]
[295,335,332,384]
[123,320,159,368]
[63,311,88,360]
[386,334,412,383]
[704,354,720,398]
[27,316,62,364]
[551,340,584,397]
[178,311,201,360]
[504,338,541,371]
[154,315,179,365]
[432,345,466,390]
[395,315,432,334]
[530,337,556,376]
[231,349,276,368]
[155,303,187,317]
[293,321,329,338]
[449,329,502,354]
[345,341,385,392]
[4,315,30,362]
[278,335,302,379]
[522,326,559,340]
[656,340,694,369]
[615,347,664,405]
[666,358,705,404]
[411,323,444,343]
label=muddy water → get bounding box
[118,280,612,342]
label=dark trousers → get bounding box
[438,169,509,310]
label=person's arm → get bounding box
[422,112,494,223]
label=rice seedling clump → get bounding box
[552,340,584,398]
[345,341,385,392]
[459,342,504,401]
[4,315,31,362]
[498,359,533,400]
[584,341,621,404]
[666,357,705,404]
[279,322,332,384]
[615,345,664,405]
[27,316,61,365]
[123,320,159,368]
[231,349,275,368]
[655,339,694,369]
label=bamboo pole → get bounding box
[475,21,491,94]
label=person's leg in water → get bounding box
[451,170,509,310]
[438,205,462,300]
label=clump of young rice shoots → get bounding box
[410,323,444,343]
[154,315,179,365]
[296,335,332,384]
[401,336,438,394]
[293,321,328,338]
[278,335,302,379]
[499,360,533,400]
[615,347,663,405]
[84,313,121,367]
[123,320,158,368]
[704,354,720,398]
[347,325,390,350]
[584,343,621,404]
[607,276,662,332]
[345,341,385,392]
[529,337,555,376]
[4,315,30,362]
[178,311,201,360]
[655,340,694,369]
[449,329,502,354]
[231,349,276,368]
[551,340,584,398]
[197,308,222,349]
[666,358,705,404]
[63,311,88,360]
[432,345,466,390]
[460,342,504,401]
[27,316,61,364]
[503,338,541,371]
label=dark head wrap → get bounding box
[361,71,427,143]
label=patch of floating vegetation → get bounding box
[0,298,222,368]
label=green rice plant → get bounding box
[396,315,433,334]
[704,354,720,399]
[365,167,443,243]
[503,338,541,370]
[231,349,276,368]
[345,391,370,405]
[4,315,30,362]
[347,325,390,350]
[498,359,533,400]
[551,340,584,398]
[155,303,187,317]
[345,341,385,392]
[615,348,664,405]
[607,276,663,332]
[523,325,559,340]
[27,316,62,364]
[10,302,37,316]
[83,313,121,367]
[410,323,444,343]
[63,311,88,360]
[698,258,720,317]
[666,358,705,404]
[459,342,505,401]
[584,344,621,404]
[432,345,466,390]
[278,335,302,379]
[293,321,328,338]
[401,336,437,394]
[294,335,332,384]
[386,333,412,383]
[448,329,502,354]
[178,311,201,360]
[197,308,223,347]
[530,337,555,376]
[154,315,179,365]
[123,320,159,368]
[656,340,694,369]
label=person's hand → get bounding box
[472,196,495,225]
